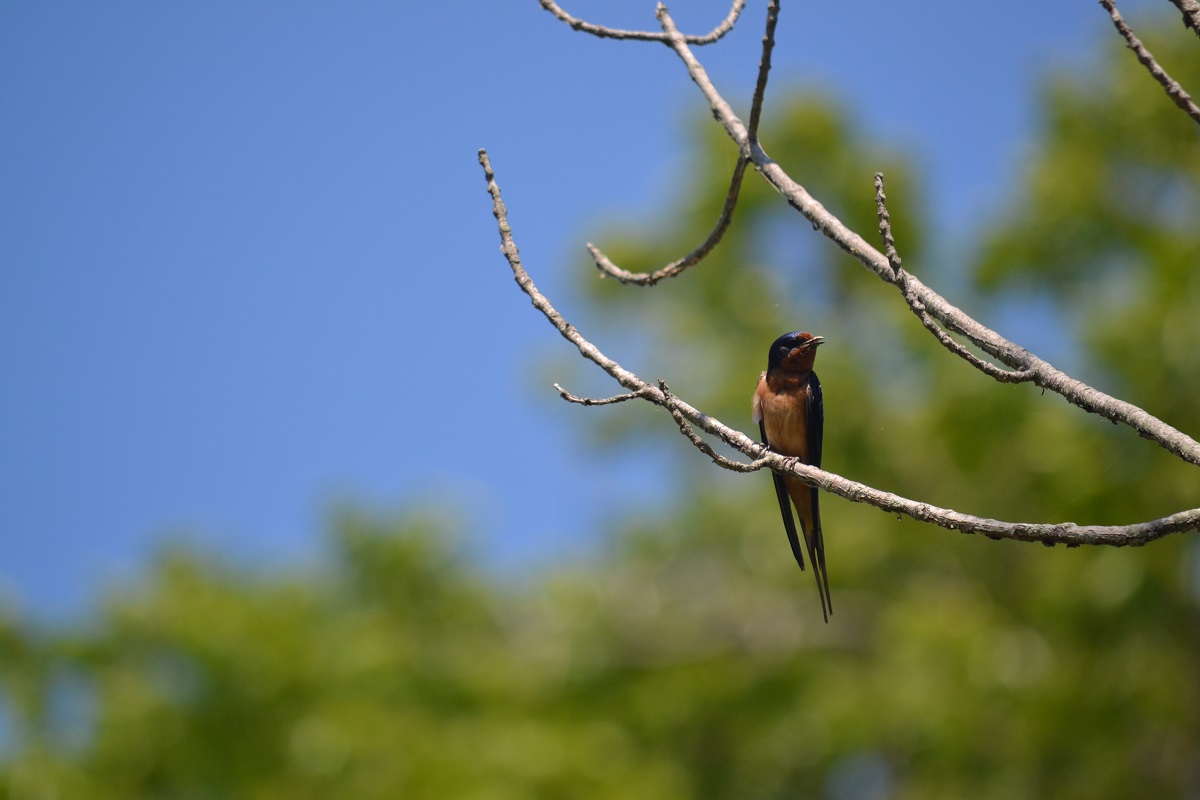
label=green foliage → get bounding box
[3,23,1200,800]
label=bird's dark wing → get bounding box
[761,418,806,571]
[807,372,823,469]
[804,373,831,619]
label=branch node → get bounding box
[659,380,767,473]
[874,172,1037,386]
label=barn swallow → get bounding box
[752,331,830,622]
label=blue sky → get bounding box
[0,1,1152,618]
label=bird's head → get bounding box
[767,330,825,373]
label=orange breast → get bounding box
[756,380,811,462]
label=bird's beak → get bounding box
[808,336,825,347]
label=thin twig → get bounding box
[480,150,648,397]
[589,158,748,285]
[875,174,1036,384]
[480,150,1200,545]
[747,0,781,142]
[586,0,776,285]
[906,302,1038,384]
[1098,0,1200,125]
[554,384,649,406]
[651,4,1200,466]
[538,0,745,44]
[873,173,902,280]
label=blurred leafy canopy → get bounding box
[2,19,1199,800]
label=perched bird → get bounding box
[752,331,831,622]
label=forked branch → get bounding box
[587,0,778,284]
[539,0,745,44]
[640,0,1200,467]
[480,149,1200,546]
[485,0,1200,548]
[874,173,1036,384]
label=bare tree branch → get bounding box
[873,172,902,281]
[479,149,1200,546]
[1098,0,1200,125]
[658,380,771,472]
[648,2,1200,467]
[747,0,780,142]
[875,174,1037,384]
[553,384,651,406]
[588,157,749,285]
[538,0,745,44]
[480,151,647,399]
[584,0,782,286]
